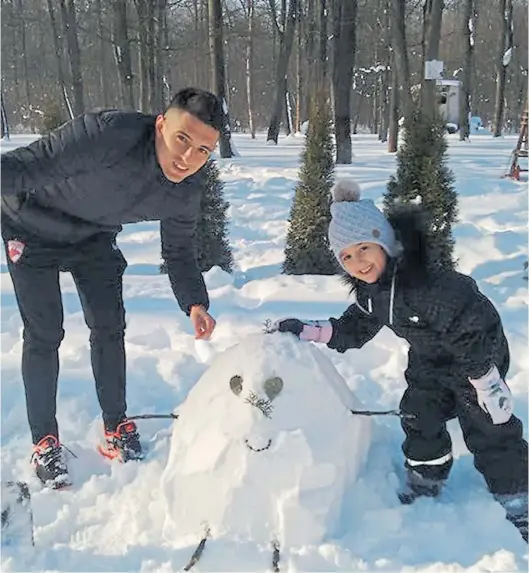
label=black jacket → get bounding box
[327,209,509,382]
[0,111,208,315]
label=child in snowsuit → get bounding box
[274,179,528,542]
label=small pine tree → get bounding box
[282,96,339,275]
[160,159,233,274]
[383,110,458,272]
[196,159,234,272]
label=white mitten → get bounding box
[469,364,513,425]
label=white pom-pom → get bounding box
[332,179,361,202]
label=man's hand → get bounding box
[190,305,216,340]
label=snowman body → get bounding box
[161,333,371,549]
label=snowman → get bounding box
[161,332,371,568]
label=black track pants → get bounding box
[4,232,128,443]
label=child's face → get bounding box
[339,242,387,283]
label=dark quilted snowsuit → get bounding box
[328,258,526,497]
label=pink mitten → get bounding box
[273,318,333,344]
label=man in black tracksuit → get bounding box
[1,87,221,488]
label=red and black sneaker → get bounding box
[31,435,71,490]
[97,419,144,463]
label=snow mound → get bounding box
[204,265,234,289]
[161,332,371,553]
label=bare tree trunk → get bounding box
[333,0,357,164]
[388,64,399,152]
[317,0,328,89]
[3,0,22,125]
[514,83,527,132]
[284,87,293,135]
[295,0,303,133]
[193,0,200,86]
[305,0,317,100]
[421,0,444,119]
[15,0,32,117]
[202,0,210,86]
[245,0,256,138]
[379,70,390,143]
[13,61,21,123]
[390,0,412,120]
[379,0,391,143]
[372,68,379,134]
[95,0,110,107]
[493,0,513,137]
[161,3,171,103]
[192,0,210,88]
[272,12,277,70]
[459,0,474,140]
[147,7,157,111]
[1,92,10,139]
[266,0,298,143]
[154,0,167,112]
[113,0,135,109]
[134,0,150,111]
[352,94,363,134]
[209,0,235,157]
[134,0,164,112]
[59,0,84,115]
[46,0,70,114]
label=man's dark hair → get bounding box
[166,88,224,132]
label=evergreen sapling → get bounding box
[383,111,458,272]
[161,159,233,274]
[283,97,339,275]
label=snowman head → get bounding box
[182,333,357,455]
[228,372,284,451]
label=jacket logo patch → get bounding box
[7,239,25,263]
[408,315,419,323]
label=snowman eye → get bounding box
[230,375,243,396]
[264,377,283,401]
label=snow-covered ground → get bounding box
[1,131,527,571]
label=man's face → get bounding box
[155,109,219,183]
[339,242,388,284]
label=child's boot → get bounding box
[494,492,528,542]
[398,462,448,505]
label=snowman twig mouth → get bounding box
[245,439,272,452]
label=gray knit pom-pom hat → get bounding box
[328,179,399,267]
